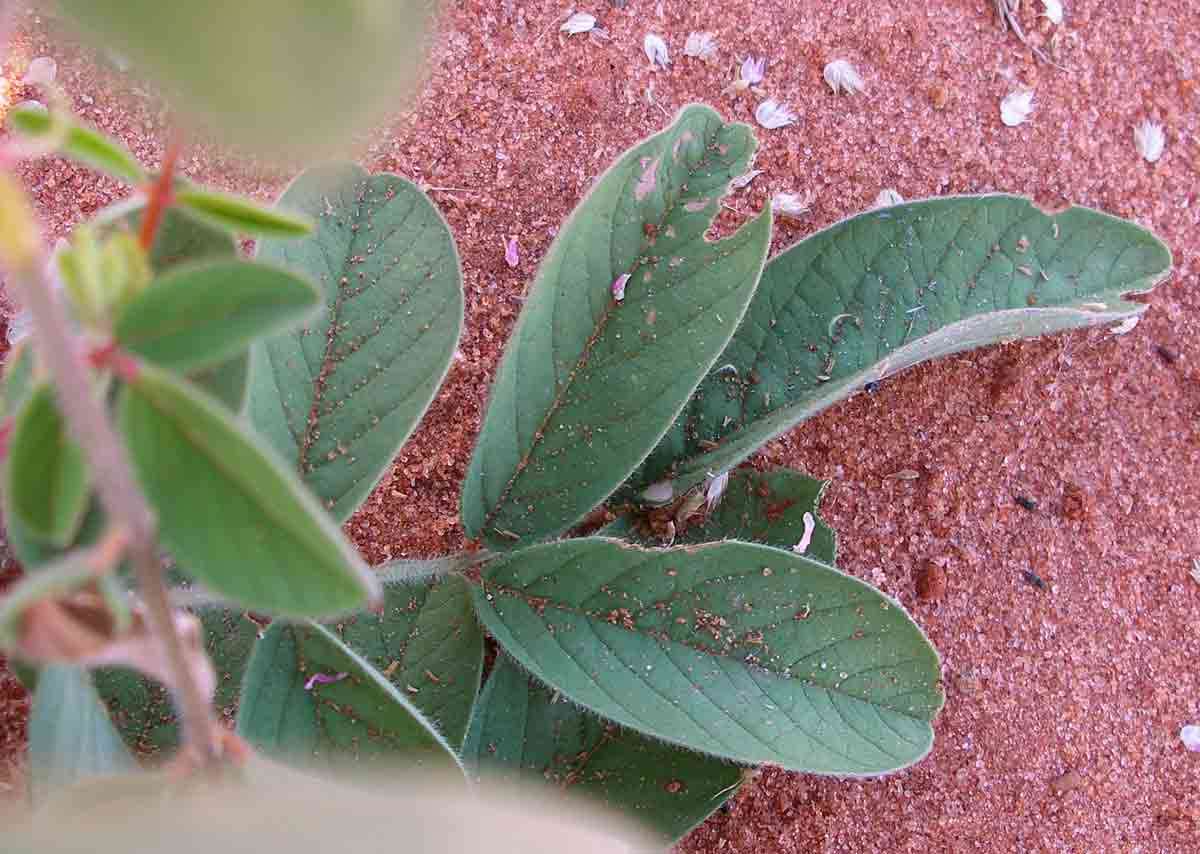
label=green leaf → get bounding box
[115,260,320,372]
[635,195,1173,494]
[237,620,460,772]
[117,361,378,616]
[95,605,260,755]
[461,105,772,549]
[27,665,138,806]
[4,498,107,572]
[95,198,249,410]
[55,1,434,157]
[464,653,743,842]
[328,569,483,750]
[5,384,90,547]
[248,163,463,521]
[8,106,147,184]
[0,339,35,417]
[176,189,313,237]
[472,538,942,775]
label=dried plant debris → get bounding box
[1000,89,1036,126]
[823,59,865,95]
[755,98,796,129]
[994,0,1068,68]
[730,169,764,190]
[1133,119,1166,163]
[1109,316,1139,336]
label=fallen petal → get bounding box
[874,188,904,208]
[1001,89,1036,127]
[683,32,719,62]
[740,56,766,86]
[21,56,57,87]
[611,273,630,302]
[705,471,730,511]
[1133,119,1165,163]
[1109,316,1139,336]
[1041,0,1064,25]
[771,191,814,221]
[792,512,817,554]
[1181,725,1200,752]
[561,12,597,35]
[644,33,670,69]
[823,59,865,95]
[304,671,349,691]
[503,236,519,268]
[755,99,797,130]
[730,169,764,190]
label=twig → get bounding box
[993,0,1071,71]
[2,179,219,763]
[139,132,183,251]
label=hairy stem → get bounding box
[8,237,219,763]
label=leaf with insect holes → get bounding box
[5,384,91,548]
[463,653,743,842]
[327,568,483,750]
[176,189,313,237]
[472,537,942,775]
[117,361,378,617]
[27,665,138,806]
[95,605,260,755]
[115,260,320,372]
[8,106,147,184]
[96,197,250,411]
[237,620,460,773]
[632,195,1173,497]
[248,163,463,521]
[461,105,771,550]
[604,468,837,561]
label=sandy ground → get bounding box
[1,0,1199,850]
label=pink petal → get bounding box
[304,671,348,691]
[503,236,519,268]
[611,273,631,302]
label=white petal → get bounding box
[705,471,730,510]
[755,98,796,129]
[771,191,813,220]
[874,188,904,208]
[683,32,718,62]
[1133,119,1165,163]
[641,479,674,505]
[730,169,763,190]
[644,33,670,69]
[791,512,816,554]
[561,12,596,34]
[1109,316,1139,336]
[1000,89,1036,126]
[22,56,57,86]
[1182,725,1200,752]
[1041,0,1064,24]
[823,59,865,95]
[740,56,766,86]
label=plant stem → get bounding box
[8,253,219,763]
[139,133,182,251]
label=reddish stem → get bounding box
[139,133,183,252]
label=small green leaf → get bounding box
[95,605,260,755]
[4,498,107,572]
[55,0,434,157]
[117,362,378,616]
[95,197,249,410]
[461,105,772,549]
[249,163,463,521]
[27,665,138,806]
[328,569,483,750]
[238,621,460,772]
[472,538,943,775]
[5,384,91,547]
[8,106,147,184]
[635,195,1173,494]
[115,260,320,372]
[176,189,314,237]
[464,653,743,842]
[0,340,35,417]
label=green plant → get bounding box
[0,34,1171,852]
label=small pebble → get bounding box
[915,561,947,601]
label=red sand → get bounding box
[2,1,1199,850]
